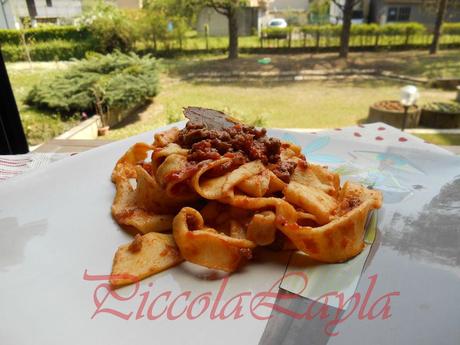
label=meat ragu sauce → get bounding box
[175,108,301,183]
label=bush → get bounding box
[443,23,460,35]
[423,102,460,113]
[25,51,159,120]
[30,40,93,61]
[1,44,24,61]
[318,24,341,37]
[76,1,135,53]
[351,23,381,36]
[381,22,425,36]
[0,29,21,45]
[300,22,425,38]
[26,26,91,42]
[2,40,94,62]
[0,26,90,45]
[301,25,320,35]
[261,27,293,39]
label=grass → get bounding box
[105,77,455,140]
[6,50,460,145]
[164,50,460,80]
[6,62,79,146]
[414,133,460,146]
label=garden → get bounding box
[3,1,460,146]
[1,0,460,62]
[2,21,460,62]
[7,50,460,146]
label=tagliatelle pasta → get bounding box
[109,107,382,287]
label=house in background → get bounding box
[112,0,142,9]
[0,0,83,29]
[0,1,17,29]
[196,1,263,37]
[0,0,142,30]
[330,0,371,24]
[368,0,460,26]
[269,0,309,13]
[196,0,311,36]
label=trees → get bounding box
[426,0,460,54]
[78,1,134,53]
[332,0,362,58]
[144,0,250,59]
[203,1,246,59]
[142,0,194,51]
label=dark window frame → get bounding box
[387,6,412,22]
[398,7,411,21]
[46,0,53,7]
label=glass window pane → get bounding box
[387,7,398,21]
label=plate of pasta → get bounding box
[109,107,382,287]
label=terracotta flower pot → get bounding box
[98,126,110,136]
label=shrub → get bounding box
[423,102,460,113]
[381,22,425,36]
[300,23,425,38]
[76,1,135,53]
[318,24,341,37]
[25,51,159,120]
[0,29,21,45]
[443,23,460,35]
[1,44,24,61]
[29,40,93,61]
[301,25,320,36]
[351,23,381,36]
[25,25,91,42]
[0,26,90,45]
[261,27,293,39]
[1,40,94,62]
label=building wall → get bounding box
[330,0,370,23]
[197,7,258,37]
[269,0,309,12]
[115,0,142,9]
[0,1,17,29]
[14,0,82,19]
[370,1,460,27]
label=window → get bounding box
[398,7,411,21]
[46,0,52,7]
[352,10,364,20]
[387,7,411,22]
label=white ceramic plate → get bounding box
[0,123,294,345]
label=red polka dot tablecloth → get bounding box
[285,122,452,156]
[0,122,453,183]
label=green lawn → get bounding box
[164,50,460,80]
[6,62,78,146]
[414,133,460,146]
[6,50,460,146]
[105,78,455,140]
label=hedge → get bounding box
[0,25,90,45]
[300,22,426,37]
[2,40,94,62]
[261,27,293,39]
[443,23,460,35]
